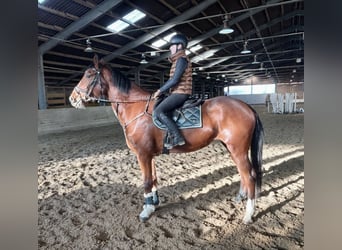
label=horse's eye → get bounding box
[86,74,91,79]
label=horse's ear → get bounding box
[99,58,105,66]
[93,54,99,70]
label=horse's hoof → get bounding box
[242,216,253,224]
[139,204,155,222]
[234,196,242,203]
[139,215,149,222]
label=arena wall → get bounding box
[38,106,119,135]
[276,83,304,99]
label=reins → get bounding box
[77,67,154,129]
[122,94,153,129]
[76,67,154,104]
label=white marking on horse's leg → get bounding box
[243,198,255,224]
[139,192,155,222]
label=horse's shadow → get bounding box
[155,152,304,222]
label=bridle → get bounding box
[74,67,102,102]
[72,66,154,129]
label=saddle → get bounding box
[152,96,204,130]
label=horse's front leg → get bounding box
[151,158,160,206]
[137,155,160,222]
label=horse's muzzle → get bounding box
[69,95,85,109]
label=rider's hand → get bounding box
[153,89,161,99]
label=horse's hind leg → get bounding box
[235,181,247,203]
[230,151,256,224]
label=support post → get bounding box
[38,54,47,110]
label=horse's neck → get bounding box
[107,81,150,101]
[108,81,151,126]
[130,83,151,99]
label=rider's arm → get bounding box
[159,57,188,93]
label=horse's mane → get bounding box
[99,61,132,94]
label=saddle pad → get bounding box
[152,106,202,130]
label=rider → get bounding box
[153,33,192,149]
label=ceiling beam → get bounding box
[58,0,218,85]
[200,10,303,68]
[102,0,218,62]
[38,0,122,54]
[140,0,285,84]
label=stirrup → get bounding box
[174,136,185,146]
[164,132,173,149]
[164,135,185,149]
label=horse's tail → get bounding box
[250,108,264,197]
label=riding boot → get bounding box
[158,113,185,149]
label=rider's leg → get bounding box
[154,94,189,148]
[158,113,185,148]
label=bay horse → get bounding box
[69,55,264,224]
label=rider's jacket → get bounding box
[168,50,192,95]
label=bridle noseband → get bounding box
[75,68,101,101]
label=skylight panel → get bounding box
[186,44,203,55]
[107,9,146,33]
[123,9,146,23]
[38,0,46,3]
[152,32,177,48]
[191,49,218,63]
[107,20,129,32]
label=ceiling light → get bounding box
[219,14,234,34]
[293,69,297,73]
[240,41,251,54]
[84,38,93,53]
[140,53,148,64]
[259,62,264,70]
[296,58,301,63]
[206,73,211,79]
[252,54,260,64]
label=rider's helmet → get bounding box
[169,34,188,49]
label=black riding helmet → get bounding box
[169,34,188,49]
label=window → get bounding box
[225,84,275,95]
[252,84,275,94]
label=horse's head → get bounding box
[69,54,104,109]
